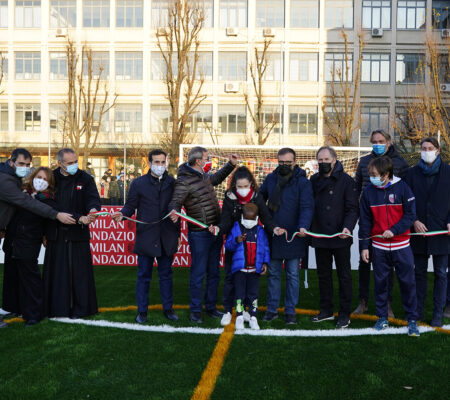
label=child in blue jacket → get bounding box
[225,203,270,330]
[359,156,420,337]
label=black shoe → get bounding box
[135,312,147,324]
[163,309,179,321]
[189,312,202,323]
[310,312,335,322]
[25,320,39,327]
[0,321,8,328]
[262,311,278,321]
[285,314,297,325]
[205,309,224,318]
[336,316,351,329]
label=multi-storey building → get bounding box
[0,1,448,177]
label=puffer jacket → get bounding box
[169,161,235,231]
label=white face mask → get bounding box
[421,150,438,164]
[236,187,251,197]
[241,215,258,230]
[33,178,49,192]
[151,164,165,177]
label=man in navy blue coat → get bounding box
[113,150,180,323]
[405,137,450,327]
[259,148,314,324]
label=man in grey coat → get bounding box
[0,148,75,328]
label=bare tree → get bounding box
[156,0,207,166]
[0,52,5,95]
[60,39,117,169]
[322,30,364,146]
[243,39,280,145]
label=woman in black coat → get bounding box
[210,166,284,326]
[2,167,57,326]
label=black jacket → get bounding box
[405,160,450,255]
[217,190,276,236]
[0,162,58,230]
[310,161,359,248]
[46,168,101,242]
[169,162,235,231]
[355,145,409,196]
[121,171,180,258]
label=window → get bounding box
[115,104,142,133]
[259,105,282,134]
[325,53,352,82]
[361,105,389,137]
[188,52,213,80]
[361,53,390,82]
[151,51,178,80]
[186,104,213,133]
[116,0,143,27]
[83,0,110,27]
[90,105,109,132]
[439,54,450,82]
[291,0,319,28]
[49,104,66,132]
[256,0,284,28]
[362,0,391,29]
[397,1,425,29]
[260,52,283,81]
[0,104,7,132]
[15,52,41,80]
[289,105,317,134]
[50,0,76,28]
[432,1,449,29]
[219,52,247,80]
[396,53,424,83]
[15,104,41,131]
[0,54,8,79]
[15,0,41,28]
[116,52,143,80]
[218,105,246,133]
[0,1,8,28]
[83,51,109,79]
[196,0,214,28]
[220,0,247,28]
[151,104,171,133]
[152,0,169,27]
[290,52,318,81]
[50,52,68,79]
[325,0,353,28]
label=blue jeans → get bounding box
[136,254,173,313]
[188,230,222,313]
[414,254,448,320]
[267,258,300,315]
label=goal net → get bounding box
[179,145,372,200]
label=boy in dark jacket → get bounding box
[359,156,420,336]
[225,203,270,330]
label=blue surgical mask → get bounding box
[370,176,385,187]
[15,166,30,178]
[66,162,79,175]
[372,144,386,155]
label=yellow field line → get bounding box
[191,316,236,400]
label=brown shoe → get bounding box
[444,305,450,319]
[388,302,395,319]
[352,299,368,315]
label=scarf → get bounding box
[236,187,254,204]
[418,156,441,176]
[268,168,293,212]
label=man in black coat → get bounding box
[310,146,359,329]
[43,148,101,319]
[113,150,181,323]
[353,129,409,316]
[405,137,450,327]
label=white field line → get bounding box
[51,318,438,337]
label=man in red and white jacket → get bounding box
[359,156,420,336]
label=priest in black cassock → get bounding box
[43,148,101,318]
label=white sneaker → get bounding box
[220,312,232,326]
[235,315,245,330]
[249,316,260,330]
[243,311,251,322]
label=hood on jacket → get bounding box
[0,161,18,178]
[375,175,402,189]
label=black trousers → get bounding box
[358,246,394,303]
[233,271,260,317]
[315,247,352,317]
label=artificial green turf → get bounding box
[0,266,449,400]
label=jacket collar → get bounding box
[0,161,19,179]
[177,162,203,178]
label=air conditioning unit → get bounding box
[371,28,383,37]
[55,28,68,38]
[442,29,450,38]
[440,83,450,92]
[263,28,275,37]
[226,27,239,37]
[156,27,169,37]
[224,82,239,93]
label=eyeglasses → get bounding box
[278,161,294,166]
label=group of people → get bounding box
[0,130,449,336]
[98,168,139,205]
